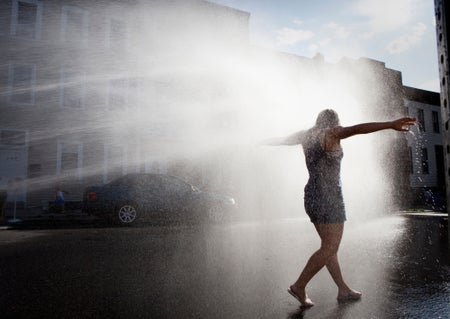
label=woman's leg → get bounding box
[326,254,362,301]
[325,254,348,289]
[289,223,344,306]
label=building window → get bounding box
[408,147,413,174]
[103,144,127,183]
[61,6,89,43]
[11,0,42,39]
[145,157,167,174]
[417,109,425,131]
[108,78,129,110]
[8,63,36,104]
[421,148,429,174]
[28,163,41,178]
[60,68,86,108]
[432,111,440,133]
[108,18,126,49]
[0,132,28,202]
[57,142,83,179]
[0,130,27,146]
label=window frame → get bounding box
[417,109,425,132]
[107,78,130,110]
[8,62,36,105]
[103,143,127,184]
[56,141,83,180]
[421,147,429,175]
[408,146,413,175]
[59,67,86,109]
[432,111,440,133]
[107,17,127,49]
[60,5,89,43]
[10,0,43,40]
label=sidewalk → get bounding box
[1,207,447,228]
[1,206,98,227]
[398,209,448,219]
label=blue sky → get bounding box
[209,0,439,92]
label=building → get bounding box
[404,86,445,207]
[0,0,441,216]
[0,0,250,209]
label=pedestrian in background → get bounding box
[53,184,66,213]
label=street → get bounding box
[0,215,448,319]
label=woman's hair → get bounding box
[315,109,340,129]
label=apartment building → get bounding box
[0,0,250,208]
[404,86,445,205]
[0,0,439,213]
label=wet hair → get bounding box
[315,109,340,129]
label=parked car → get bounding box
[82,173,236,225]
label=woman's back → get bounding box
[303,128,343,190]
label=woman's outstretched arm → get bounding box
[332,117,416,140]
[262,130,307,145]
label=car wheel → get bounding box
[114,203,139,226]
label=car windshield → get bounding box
[156,175,198,193]
[108,175,136,187]
[106,174,201,194]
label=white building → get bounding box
[0,0,439,213]
[0,0,251,207]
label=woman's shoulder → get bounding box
[303,128,323,146]
[305,126,342,151]
[327,126,344,136]
[307,127,328,138]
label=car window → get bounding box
[108,175,131,187]
[108,174,196,195]
[142,176,164,194]
[160,176,192,194]
[107,174,146,188]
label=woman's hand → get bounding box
[391,117,416,131]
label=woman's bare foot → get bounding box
[288,285,314,307]
[337,289,362,302]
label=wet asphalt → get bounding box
[0,215,448,319]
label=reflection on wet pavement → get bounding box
[0,215,448,318]
[388,216,449,319]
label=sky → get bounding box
[208,0,440,92]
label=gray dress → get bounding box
[302,129,346,224]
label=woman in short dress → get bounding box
[265,109,416,307]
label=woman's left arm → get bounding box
[333,117,416,140]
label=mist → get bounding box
[1,0,408,221]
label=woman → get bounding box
[264,109,416,307]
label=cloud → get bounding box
[354,0,422,33]
[293,19,303,26]
[386,22,427,54]
[323,22,351,39]
[275,27,315,46]
[307,43,319,52]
